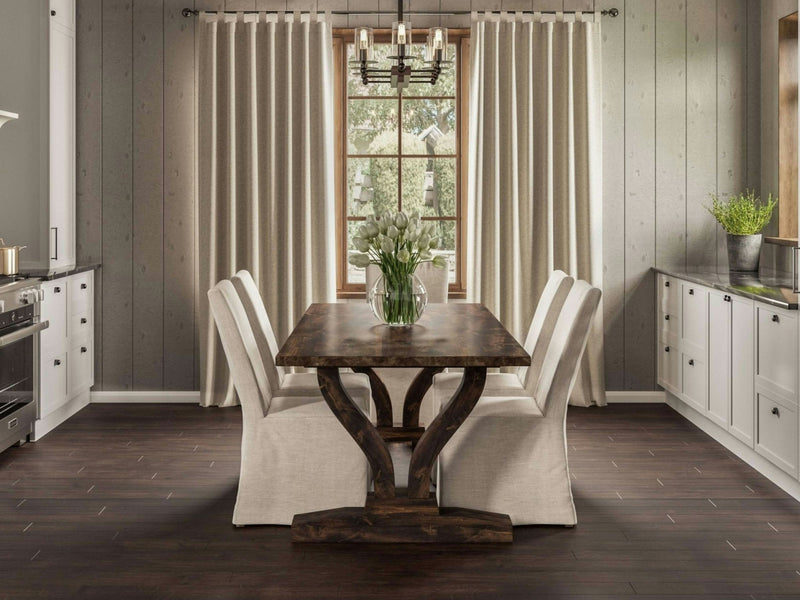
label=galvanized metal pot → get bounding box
[726,233,762,272]
[0,239,26,275]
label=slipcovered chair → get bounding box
[432,270,574,402]
[365,261,450,425]
[435,280,602,525]
[231,270,371,398]
[208,279,372,525]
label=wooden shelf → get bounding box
[764,236,799,247]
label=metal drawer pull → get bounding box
[664,314,670,321]
[54,359,61,366]
[81,318,87,324]
[665,346,670,353]
[772,314,779,323]
[665,281,670,287]
[81,283,87,290]
[8,417,18,430]
[688,289,694,295]
[771,407,780,417]
[0,321,49,348]
[81,346,87,353]
[724,295,731,302]
[688,359,695,366]
[54,286,61,293]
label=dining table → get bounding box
[275,302,530,543]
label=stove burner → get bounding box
[0,274,30,287]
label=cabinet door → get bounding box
[756,393,798,476]
[49,20,76,272]
[707,292,730,428]
[40,281,68,356]
[49,0,75,31]
[730,297,755,446]
[756,306,798,402]
[658,343,681,395]
[40,352,67,418]
[682,353,708,413]
[681,283,708,356]
[68,338,93,399]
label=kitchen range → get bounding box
[0,275,48,454]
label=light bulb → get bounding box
[359,28,368,50]
[434,29,443,50]
[397,23,406,45]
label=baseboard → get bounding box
[666,394,800,502]
[33,390,91,441]
[604,391,666,404]
[90,391,201,404]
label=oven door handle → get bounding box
[0,320,49,348]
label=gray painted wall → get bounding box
[75,0,786,392]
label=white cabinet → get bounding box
[756,392,798,476]
[36,270,95,437]
[708,291,731,428]
[658,343,681,396]
[730,297,755,445]
[48,1,76,272]
[756,306,798,401]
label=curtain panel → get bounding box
[197,12,336,407]
[467,13,606,407]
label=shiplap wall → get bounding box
[75,0,784,392]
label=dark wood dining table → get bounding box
[276,302,530,543]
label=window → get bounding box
[333,30,470,298]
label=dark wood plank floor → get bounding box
[2,403,800,599]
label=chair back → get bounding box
[366,260,450,304]
[231,270,285,390]
[519,270,574,389]
[533,280,601,417]
[208,280,273,421]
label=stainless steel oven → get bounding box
[0,278,48,454]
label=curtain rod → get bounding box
[181,7,619,18]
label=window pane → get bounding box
[347,98,398,155]
[347,157,399,218]
[346,221,368,284]
[400,158,456,217]
[347,44,399,97]
[406,43,457,97]
[431,221,457,284]
[401,99,456,155]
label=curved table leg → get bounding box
[317,367,395,499]
[351,367,394,428]
[407,367,486,499]
[402,367,445,428]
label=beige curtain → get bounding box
[467,13,605,407]
[197,12,336,407]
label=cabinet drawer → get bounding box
[657,343,681,395]
[69,271,93,317]
[68,339,93,399]
[40,281,67,354]
[40,352,67,418]
[681,283,708,354]
[658,307,681,346]
[69,311,92,339]
[682,353,708,413]
[658,274,681,315]
[50,0,75,31]
[756,393,798,476]
[756,307,798,401]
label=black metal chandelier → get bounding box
[350,0,451,89]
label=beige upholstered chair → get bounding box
[433,270,574,400]
[208,279,372,525]
[231,270,371,398]
[435,280,601,526]
[365,261,450,425]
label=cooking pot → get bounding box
[0,239,26,275]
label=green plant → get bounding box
[707,190,777,235]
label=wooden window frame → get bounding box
[333,29,470,299]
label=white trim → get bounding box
[666,394,800,502]
[604,391,666,404]
[90,391,201,404]
[33,391,91,441]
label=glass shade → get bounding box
[391,21,412,59]
[426,28,448,63]
[354,27,374,62]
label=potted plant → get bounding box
[349,210,447,326]
[707,190,778,272]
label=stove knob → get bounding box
[19,289,37,304]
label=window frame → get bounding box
[333,28,470,299]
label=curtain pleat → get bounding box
[468,14,606,407]
[197,12,336,407]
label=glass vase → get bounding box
[368,272,427,326]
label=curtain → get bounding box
[468,13,605,407]
[197,12,336,407]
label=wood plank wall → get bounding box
[75,0,779,392]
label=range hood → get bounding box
[0,110,19,129]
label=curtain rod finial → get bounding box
[601,7,619,17]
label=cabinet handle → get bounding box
[688,359,695,366]
[81,347,87,353]
[80,318,87,324]
[688,288,695,296]
[665,281,670,287]
[771,407,780,418]
[54,286,61,294]
[81,283,87,290]
[54,359,61,366]
[665,346,670,353]
[50,227,58,261]
[51,9,56,16]
[724,295,731,302]
[664,314,670,321]
[772,314,779,323]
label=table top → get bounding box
[276,303,531,368]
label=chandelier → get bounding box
[351,0,451,89]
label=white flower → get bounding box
[348,253,371,268]
[353,237,371,252]
[357,225,369,238]
[394,212,409,229]
[364,222,380,238]
[397,248,411,263]
[406,227,420,242]
[417,234,430,250]
[432,255,448,269]
[428,237,439,249]
[419,249,433,261]
[386,225,399,239]
[380,237,395,254]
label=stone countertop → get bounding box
[20,263,101,281]
[652,267,797,310]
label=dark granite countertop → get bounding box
[20,263,101,281]
[652,267,798,310]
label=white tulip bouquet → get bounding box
[349,210,447,324]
